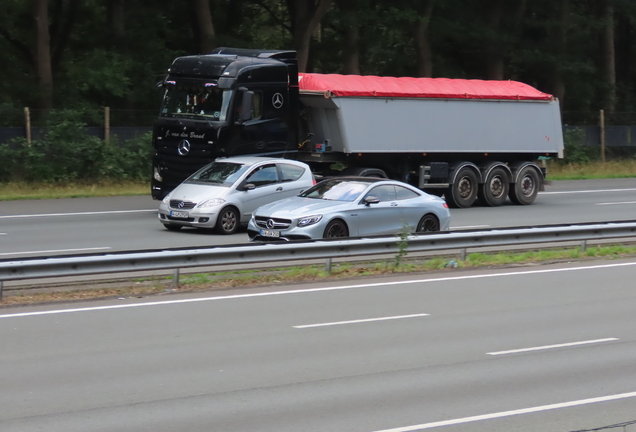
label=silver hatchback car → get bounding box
[158,157,314,234]
[248,177,451,241]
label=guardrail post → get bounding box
[172,268,180,287]
[460,248,467,261]
[581,240,587,252]
[0,280,3,301]
[325,258,332,274]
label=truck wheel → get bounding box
[478,167,510,207]
[323,220,349,238]
[216,206,240,234]
[446,168,478,208]
[509,166,540,205]
[416,214,440,232]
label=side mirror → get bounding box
[241,183,255,191]
[240,90,254,122]
[363,196,380,206]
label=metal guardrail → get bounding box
[1,221,636,298]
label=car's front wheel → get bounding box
[323,220,349,238]
[216,206,240,235]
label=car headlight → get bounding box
[297,214,322,227]
[161,194,171,205]
[197,198,226,208]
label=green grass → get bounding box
[4,244,636,306]
[547,160,636,180]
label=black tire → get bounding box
[478,167,510,207]
[323,219,349,238]
[446,167,478,208]
[163,224,182,231]
[509,166,540,205]
[216,206,240,234]
[416,214,440,232]
[340,167,388,178]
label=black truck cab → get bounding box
[151,48,298,200]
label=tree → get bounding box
[33,0,53,109]
[193,0,216,54]
[285,0,334,71]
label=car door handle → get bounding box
[391,202,398,206]
[276,186,283,191]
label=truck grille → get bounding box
[255,216,292,229]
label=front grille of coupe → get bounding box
[255,216,292,229]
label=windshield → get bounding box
[160,85,232,121]
[185,162,249,186]
[300,179,372,201]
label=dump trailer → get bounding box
[151,47,564,207]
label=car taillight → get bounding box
[443,203,449,208]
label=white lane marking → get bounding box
[541,188,636,195]
[596,201,636,206]
[294,313,430,329]
[0,209,156,219]
[2,261,636,319]
[369,391,636,431]
[0,247,112,257]
[487,338,619,356]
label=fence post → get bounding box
[600,109,605,162]
[172,268,180,287]
[104,106,110,143]
[24,107,31,146]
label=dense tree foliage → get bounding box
[1,0,636,117]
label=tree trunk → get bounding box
[286,0,334,72]
[33,0,53,109]
[193,0,216,54]
[413,0,435,77]
[550,0,568,105]
[600,0,616,112]
[338,0,360,74]
[107,0,126,49]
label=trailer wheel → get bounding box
[340,167,388,178]
[509,166,540,205]
[478,167,510,207]
[446,167,478,208]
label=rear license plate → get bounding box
[260,229,280,238]
[170,210,189,218]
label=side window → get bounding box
[244,164,279,187]
[365,185,396,202]
[395,185,420,200]
[279,163,306,182]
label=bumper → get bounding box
[157,209,219,228]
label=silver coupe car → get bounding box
[158,157,315,234]
[247,177,450,241]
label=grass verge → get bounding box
[3,243,636,307]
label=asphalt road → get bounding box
[1,260,635,431]
[1,178,635,259]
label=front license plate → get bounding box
[170,210,189,218]
[260,229,280,238]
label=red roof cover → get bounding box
[298,73,553,101]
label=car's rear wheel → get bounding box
[216,206,239,235]
[323,220,349,238]
[163,224,182,231]
[416,214,440,232]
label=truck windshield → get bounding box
[160,86,232,121]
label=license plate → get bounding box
[170,210,189,218]
[260,229,280,238]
